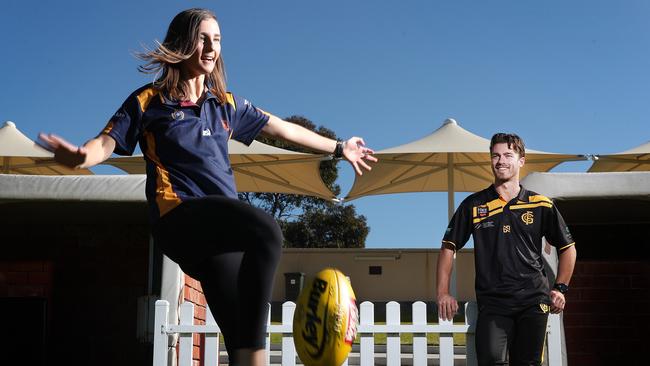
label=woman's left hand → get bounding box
[342,137,377,175]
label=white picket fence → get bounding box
[153,300,563,366]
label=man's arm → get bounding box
[550,245,577,313]
[437,243,459,321]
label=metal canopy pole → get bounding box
[448,153,457,297]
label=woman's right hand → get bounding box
[37,133,87,169]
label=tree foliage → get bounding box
[238,115,369,248]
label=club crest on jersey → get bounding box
[171,110,184,120]
[502,225,511,233]
[539,303,550,313]
[521,211,534,225]
[202,129,211,136]
[477,205,488,218]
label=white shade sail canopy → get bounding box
[588,140,650,172]
[345,119,586,217]
[104,140,337,200]
[0,121,92,175]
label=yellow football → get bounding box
[293,268,359,366]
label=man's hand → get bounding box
[550,290,566,314]
[437,293,459,321]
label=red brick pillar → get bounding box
[183,274,207,366]
[0,260,54,299]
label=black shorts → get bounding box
[476,302,550,366]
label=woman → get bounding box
[38,8,376,366]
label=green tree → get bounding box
[238,115,369,248]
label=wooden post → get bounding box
[178,302,194,366]
[412,301,428,366]
[360,301,375,366]
[439,310,454,365]
[282,301,296,366]
[547,314,563,366]
[204,304,219,366]
[386,301,401,366]
[153,300,169,366]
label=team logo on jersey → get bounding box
[521,211,534,225]
[171,110,185,120]
[481,221,495,229]
[502,225,511,233]
[202,129,211,136]
[477,206,488,218]
[221,119,231,132]
[539,303,550,313]
[475,221,495,230]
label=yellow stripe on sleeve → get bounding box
[101,121,114,135]
[442,240,457,248]
[559,242,576,251]
[257,108,271,117]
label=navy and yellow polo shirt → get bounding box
[101,84,270,222]
[442,185,575,309]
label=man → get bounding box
[436,133,577,366]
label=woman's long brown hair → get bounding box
[137,8,227,103]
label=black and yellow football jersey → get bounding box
[443,185,575,308]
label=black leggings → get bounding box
[153,196,283,358]
[476,303,550,366]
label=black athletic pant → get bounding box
[152,196,283,362]
[476,303,550,366]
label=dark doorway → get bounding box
[1,297,48,366]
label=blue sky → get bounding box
[1,1,648,248]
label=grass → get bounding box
[370,332,466,346]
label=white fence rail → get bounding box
[153,300,563,366]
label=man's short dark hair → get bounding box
[490,133,526,157]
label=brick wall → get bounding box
[0,260,53,298]
[183,274,208,366]
[565,260,650,365]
